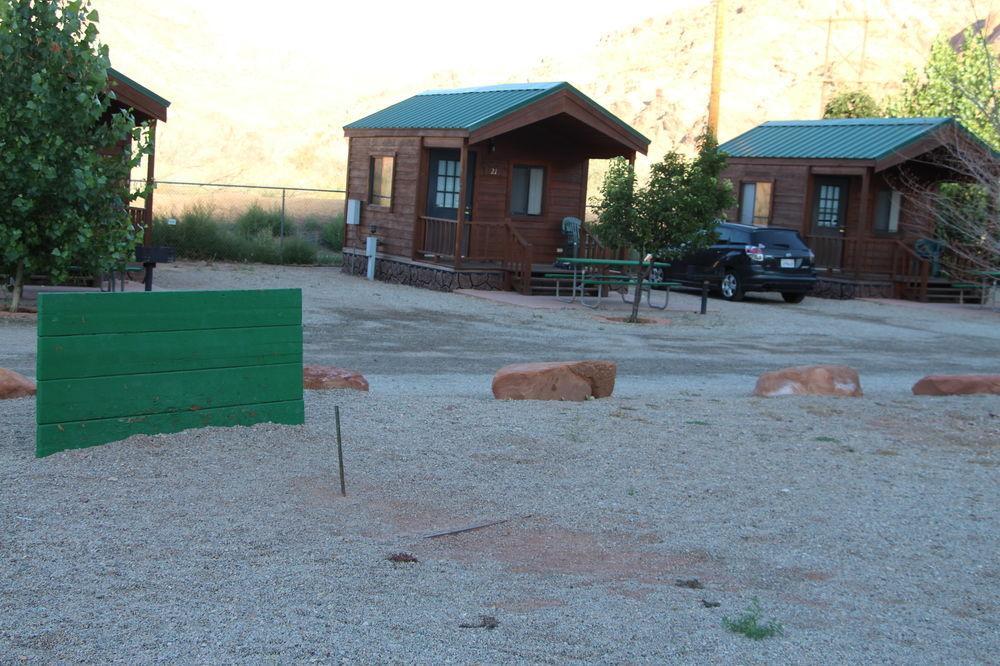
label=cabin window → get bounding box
[368,156,394,208]
[739,181,773,226]
[874,189,902,233]
[511,165,544,216]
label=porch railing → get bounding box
[129,206,146,231]
[416,216,511,262]
[806,233,988,301]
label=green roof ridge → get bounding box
[107,67,171,109]
[344,81,650,147]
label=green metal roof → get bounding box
[719,117,958,160]
[344,82,649,146]
[107,67,171,109]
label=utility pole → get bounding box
[707,0,726,137]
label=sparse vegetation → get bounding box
[234,203,286,238]
[152,204,330,265]
[823,89,883,118]
[722,598,784,640]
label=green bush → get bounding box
[234,203,286,238]
[151,204,321,265]
[321,214,345,251]
[276,237,318,265]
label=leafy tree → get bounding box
[823,89,883,119]
[886,27,999,148]
[592,133,734,323]
[884,25,1000,274]
[0,0,151,311]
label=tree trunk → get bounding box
[629,273,643,323]
[8,259,24,313]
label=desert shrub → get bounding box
[152,204,322,265]
[321,214,345,251]
[152,204,228,260]
[276,237,318,265]
[234,203,286,238]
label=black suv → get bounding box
[655,222,817,303]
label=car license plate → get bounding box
[780,258,796,268]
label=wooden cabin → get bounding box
[341,82,649,292]
[719,117,995,300]
[107,67,170,247]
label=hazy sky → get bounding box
[97,0,699,88]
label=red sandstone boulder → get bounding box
[303,365,369,391]
[0,368,36,400]
[753,365,862,397]
[492,361,616,401]
[912,374,1000,396]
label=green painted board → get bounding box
[36,289,305,457]
[36,400,305,458]
[36,363,302,424]
[37,289,301,337]
[37,325,302,380]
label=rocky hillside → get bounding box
[96,0,993,190]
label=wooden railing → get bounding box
[416,216,534,292]
[891,240,932,300]
[417,216,510,262]
[500,224,533,294]
[806,235,898,278]
[129,206,147,231]
[579,222,622,261]
[418,216,457,257]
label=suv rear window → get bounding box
[752,228,808,250]
[717,226,750,244]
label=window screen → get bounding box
[511,166,544,216]
[740,182,772,226]
[874,189,901,233]
[369,156,394,207]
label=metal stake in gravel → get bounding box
[335,405,346,496]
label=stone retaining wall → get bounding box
[813,277,893,300]
[341,252,506,292]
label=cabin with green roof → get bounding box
[720,117,994,300]
[107,68,170,248]
[341,82,649,292]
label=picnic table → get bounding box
[546,257,679,310]
[971,269,1000,310]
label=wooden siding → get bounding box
[722,162,811,232]
[35,289,304,457]
[346,127,590,262]
[471,127,589,262]
[344,136,422,257]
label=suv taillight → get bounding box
[745,244,765,262]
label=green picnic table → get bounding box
[549,257,678,310]
[971,270,1000,310]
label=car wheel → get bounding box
[781,292,806,304]
[720,272,744,301]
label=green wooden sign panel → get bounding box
[36,289,304,458]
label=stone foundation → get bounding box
[342,252,506,292]
[813,277,893,300]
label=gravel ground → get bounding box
[2,261,999,663]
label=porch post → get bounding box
[453,138,468,269]
[856,167,871,278]
[142,119,157,247]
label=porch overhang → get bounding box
[107,68,169,123]
[342,81,649,157]
[468,88,648,156]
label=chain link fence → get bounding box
[135,180,347,265]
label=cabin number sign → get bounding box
[483,161,506,178]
